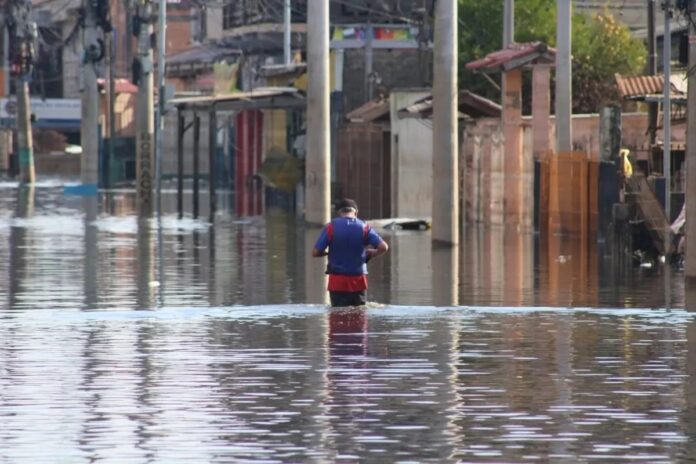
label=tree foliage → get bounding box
[458,0,646,113]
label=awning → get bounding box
[171,87,306,112]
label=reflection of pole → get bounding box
[83,197,99,308]
[432,0,458,244]
[81,0,100,188]
[305,0,330,225]
[135,0,155,217]
[137,218,156,308]
[9,185,34,306]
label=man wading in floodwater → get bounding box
[312,198,389,307]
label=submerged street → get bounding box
[1,181,696,462]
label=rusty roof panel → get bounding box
[615,74,685,100]
[466,42,556,73]
[398,90,501,119]
[346,98,390,123]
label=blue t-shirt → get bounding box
[314,217,383,276]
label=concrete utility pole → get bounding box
[305,0,330,225]
[5,0,36,184]
[81,0,101,189]
[503,0,514,46]
[432,0,459,245]
[647,0,658,145]
[155,0,166,215]
[685,0,696,278]
[555,0,572,153]
[283,0,291,65]
[663,0,672,223]
[134,0,155,217]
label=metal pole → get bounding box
[685,0,696,278]
[432,0,459,245]
[663,0,672,224]
[648,0,658,145]
[193,112,200,219]
[176,110,184,219]
[555,0,572,153]
[503,0,514,47]
[283,0,291,65]
[135,0,155,217]
[208,108,217,220]
[305,0,330,225]
[155,0,166,216]
[105,30,116,189]
[81,0,100,188]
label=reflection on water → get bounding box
[0,183,694,462]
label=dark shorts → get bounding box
[329,290,367,308]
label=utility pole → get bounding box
[155,0,166,216]
[685,0,696,278]
[5,0,36,184]
[503,0,514,46]
[134,0,155,217]
[365,23,374,101]
[432,0,458,245]
[305,0,330,225]
[283,0,291,65]
[81,0,101,189]
[647,0,658,145]
[555,0,572,153]
[663,0,672,224]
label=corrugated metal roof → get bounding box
[345,98,390,123]
[615,74,685,100]
[398,90,501,119]
[171,87,305,111]
[466,42,556,73]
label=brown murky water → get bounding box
[1,182,695,463]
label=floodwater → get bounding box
[2,181,696,463]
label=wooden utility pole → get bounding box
[81,0,100,189]
[5,0,35,184]
[432,0,458,244]
[555,0,572,153]
[685,0,696,278]
[305,0,330,225]
[134,0,155,217]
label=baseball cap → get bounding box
[335,198,358,211]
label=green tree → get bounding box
[458,0,646,113]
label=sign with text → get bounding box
[0,98,81,121]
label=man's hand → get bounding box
[365,241,389,262]
[312,248,328,258]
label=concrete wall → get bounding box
[389,89,431,218]
[161,111,211,179]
